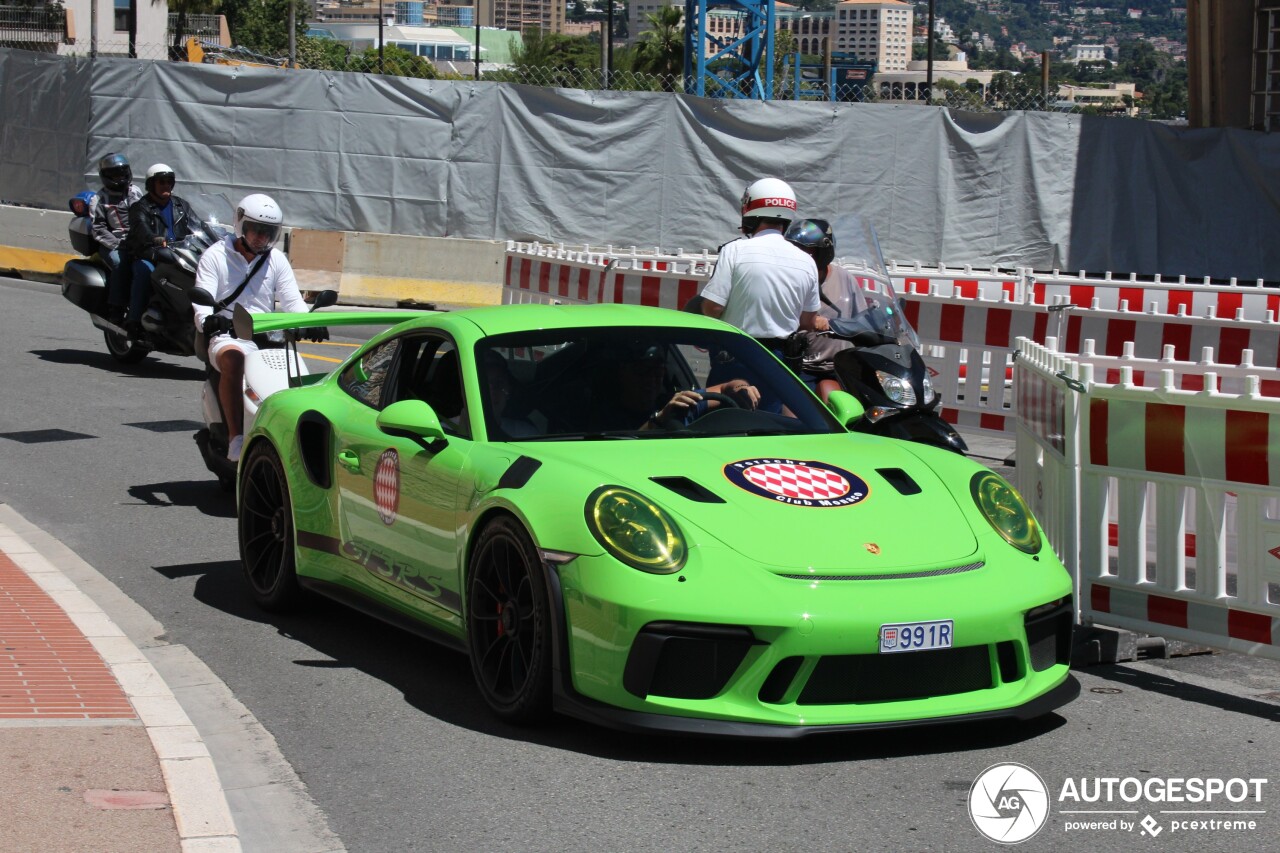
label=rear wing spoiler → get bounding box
[232,304,433,339]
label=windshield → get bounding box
[824,214,920,349]
[187,193,235,242]
[476,326,843,441]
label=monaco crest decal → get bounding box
[374,449,400,525]
[723,458,868,507]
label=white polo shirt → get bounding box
[192,235,308,330]
[700,229,821,339]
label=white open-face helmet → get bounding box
[234,193,283,254]
[740,177,798,224]
[145,163,176,193]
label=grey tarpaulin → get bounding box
[2,48,1278,281]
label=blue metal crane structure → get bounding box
[682,0,776,99]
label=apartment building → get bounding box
[834,0,913,72]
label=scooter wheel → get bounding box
[103,328,148,364]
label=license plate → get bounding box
[879,620,953,653]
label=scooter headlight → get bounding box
[876,371,916,406]
[971,472,1041,554]
[921,373,936,404]
[585,486,686,574]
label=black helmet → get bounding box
[785,218,835,270]
[98,153,132,194]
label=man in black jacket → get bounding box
[123,163,203,332]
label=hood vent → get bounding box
[650,476,725,504]
[877,467,922,495]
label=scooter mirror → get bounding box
[825,390,865,428]
[189,289,217,307]
[310,290,339,311]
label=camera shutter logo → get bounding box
[969,762,1051,844]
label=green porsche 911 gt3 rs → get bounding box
[237,303,1078,736]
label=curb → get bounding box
[0,519,242,853]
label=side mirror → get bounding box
[826,390,865,428]
[377,399,447,445]
[310,290,339,311]
[189,288,217,308]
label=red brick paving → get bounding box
[0,553,136,719]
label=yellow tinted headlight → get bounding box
[585,486,686,573]
[970,472,1041,554]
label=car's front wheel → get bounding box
[466,516,552,724]
[239,442,303,611]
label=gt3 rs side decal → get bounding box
[296,530,462,612]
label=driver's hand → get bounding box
[812,315,831,332]
[658,390,704,421]
[721,381,761,410]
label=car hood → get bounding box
[515,434,980,574]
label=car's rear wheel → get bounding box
[466,516,551,724]
[103,328,147,364]
[239,442,302,611]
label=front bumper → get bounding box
[549,547,1076,734]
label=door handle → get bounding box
[337,450,360,472]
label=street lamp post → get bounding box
[925,0,935,103]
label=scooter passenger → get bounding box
[123,163,204,334]
[784,218,868,403]
[91,153,143,324]
[192,193,316,463]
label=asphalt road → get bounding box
[2,276,1278,853]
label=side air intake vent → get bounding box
[650,476,725,504]
[877,468,922,495]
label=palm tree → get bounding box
[633,4,683,92]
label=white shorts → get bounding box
[208,334,259,364]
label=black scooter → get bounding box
[802,214,967,454]
[60,193,233,364]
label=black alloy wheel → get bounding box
[466,515,552,723]
[239,442,302,611]
[103,327,147,364]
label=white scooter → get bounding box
[190,289,338,491]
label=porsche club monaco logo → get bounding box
[865,543,882,555]
[723,458,868,507]
[374,449,400,525]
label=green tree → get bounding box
[222,0,308,57]
[633,4,683,90]
[509,28,601,86]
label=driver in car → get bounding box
[592,342,761,432]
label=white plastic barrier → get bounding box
[1030,269,1276,321]
[502,243,1280,439]
[1014,337,1280,660]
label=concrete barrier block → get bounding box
[0,204,76,276]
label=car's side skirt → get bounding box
[297,577,468,655]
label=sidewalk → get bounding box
[0,519,239,853]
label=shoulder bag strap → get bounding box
[214,251,270,313]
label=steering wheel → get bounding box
[653,390,740,430]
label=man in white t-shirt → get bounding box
[192,194,312,461]
[699,178,828,399]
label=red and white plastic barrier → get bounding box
[1014,337,1280,660]
[502,242,1280,439]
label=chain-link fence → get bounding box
[21,16,1157,120]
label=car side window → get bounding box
[338,338,401,409]
[396,338,470,439]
